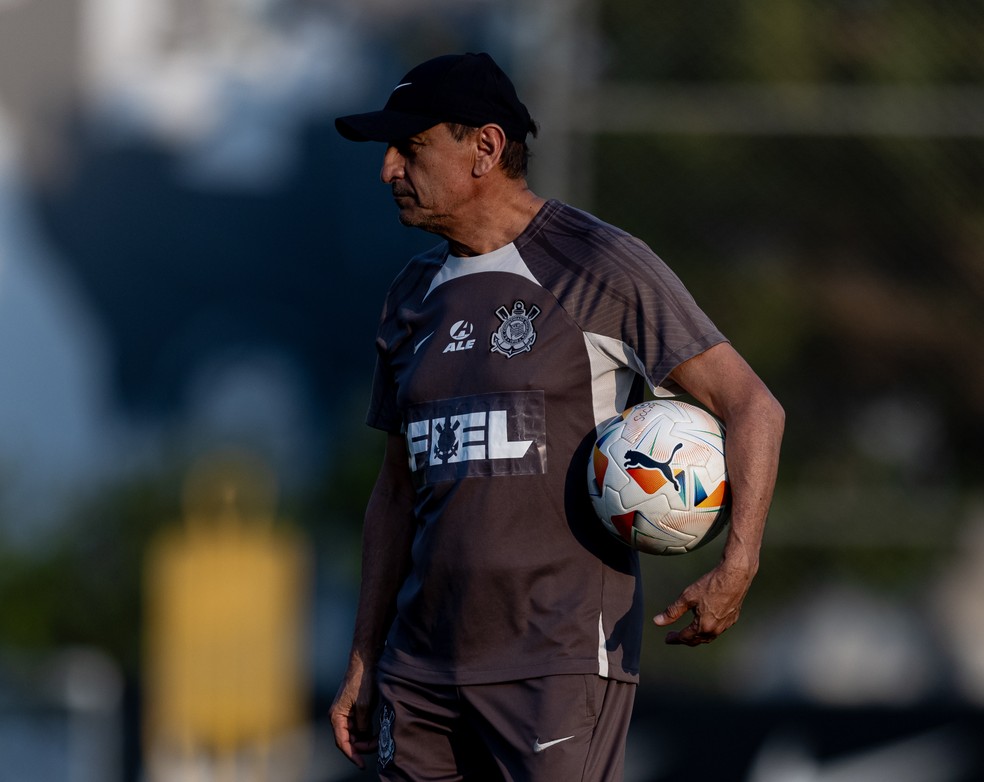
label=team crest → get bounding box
[491,300,540,358]
[433,415,460,464]
[378,705,395,769]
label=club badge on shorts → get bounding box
[378,704,396,769]
[491,300,540,358]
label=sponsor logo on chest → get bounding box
[405,391,547,482]
[442,320,476,353]
[410,410,533,467]
[435,300,542,357]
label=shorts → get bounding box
[375,671,636,781]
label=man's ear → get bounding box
[472,124,507,177]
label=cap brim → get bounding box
[334,110,442,142]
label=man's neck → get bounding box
[445,188,546,258]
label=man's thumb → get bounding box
[653,597,688,626]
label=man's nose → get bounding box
[380,146,404,183]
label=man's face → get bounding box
[379,123,476,234]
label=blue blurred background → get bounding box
[1,1,983,780]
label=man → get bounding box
[330,52,784,780]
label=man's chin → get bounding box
[393,201,419,224]
[396,207,433,232]
[397,210,421,228]
[394,205,445,235]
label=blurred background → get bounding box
[1,0,983,780]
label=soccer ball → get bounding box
[588,400,731,555]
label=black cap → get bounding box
[335,53,535,143]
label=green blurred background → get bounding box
[0,1,982,780]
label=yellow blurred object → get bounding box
[143,449,310,779]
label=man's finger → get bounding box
[665,628,710,646]
[353,736,379,754]
[653,595,691,626]
[333,728,366,770]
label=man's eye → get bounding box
[393,140,419,157]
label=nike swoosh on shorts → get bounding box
[532,735,575,753]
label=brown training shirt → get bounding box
[367,200,727,685]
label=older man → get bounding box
[329,52,784,781]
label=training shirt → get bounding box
[367,199,727,685]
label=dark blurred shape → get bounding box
[31,119,433,424]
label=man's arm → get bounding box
[654,342,785,646]
[329,432,416,767]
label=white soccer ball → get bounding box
[588,400,731,555]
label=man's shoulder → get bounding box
[384,241,448,294]
[519,200,657,281]
[524,200,644,255]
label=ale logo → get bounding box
[443,320,476,353]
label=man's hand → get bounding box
[329,655,378,769]
[652,561,755,646]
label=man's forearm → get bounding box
[349,433,417,664]
[719,387,784,576]
[668,342,785,574]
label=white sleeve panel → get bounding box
[583,331,678,429]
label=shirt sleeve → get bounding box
[365,344,403,434]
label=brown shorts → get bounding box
[375,671,636,781]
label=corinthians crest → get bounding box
[378,705,395,769]
[491,300,540,358]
